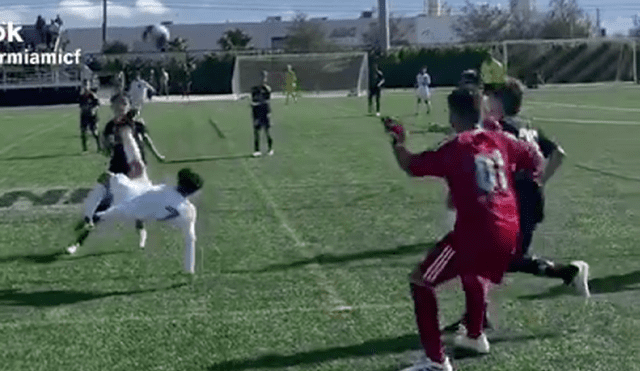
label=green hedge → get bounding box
[93,41,640,94]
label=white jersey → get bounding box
[416,72,431,100]
[97,174,198,273]
[128,78,154,108]
[417,72,431,88]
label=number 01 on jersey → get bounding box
[475,150,508,193]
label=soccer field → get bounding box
[1,84,640,371]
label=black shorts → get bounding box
[80,115,98,132]
[108,150,130,175]
[515,177,545,227]
[253,116,270,129]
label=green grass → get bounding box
[1,84,640,371]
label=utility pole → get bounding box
[378,0,390,52]
[596,8,601,37]
[102,0,107,48]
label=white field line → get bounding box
[0,116,71,157]
[212,117,351,313]
[0,302,410,329]
[531,117,640,126]
[528,100,640,113]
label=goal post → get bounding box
[502,38,638,86]
[231,52,369,97]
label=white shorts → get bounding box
[417,87,431,101]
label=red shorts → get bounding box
[411,228,517,286]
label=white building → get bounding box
[64,13,460,54]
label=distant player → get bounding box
[285,64,298,104]
[128,72,155,114]
[78,79,101,152]
[459,69,480,90]
[368,63,385,116]
[415,66,432,115]
[66,93,165,254]
[113,70,126,96]
[250,71,274,157]
[160,67,170,96]
[88,168,203,274]
[385,88,545,371]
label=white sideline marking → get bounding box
[211,117,351,313]
[0,302,409,329]
[532,117,640,126]
[528,101,640,113]
[0,117,70,157]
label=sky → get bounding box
[0,0,638,35]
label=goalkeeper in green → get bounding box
[285,64,298,104]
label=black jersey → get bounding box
[370,69,384,91]
[500,115,554,225]
[102,115,148,174]
[251,84,271,118]
[500,115,559,158]
[79,91,99,120]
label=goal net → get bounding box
[231,52,369,97]
[502,38,639,87]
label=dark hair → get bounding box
[177,168,204,196]
[110,93,129,105]
[448,88,480,125]
[499,77,524,116]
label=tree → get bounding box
[102,40,129,54]
[284,12,338,52]
[361,15,412,50]
[503,13,543,40]
[453,0,511,42]
[167,37,189,52]
[218,28,252,51]
[539,0,592,39]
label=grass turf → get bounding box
[1,84,640,370]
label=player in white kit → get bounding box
[128,72,156,114]
[415,66,432,115]
[78,168,203,274]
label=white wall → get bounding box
[64,15,460,54]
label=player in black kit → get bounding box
[78,80,101,152]
[251,71,273,157]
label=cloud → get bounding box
[135,0,169,15]
[601,15,638,34]
[0,6,28,24]
[57,0,167,21]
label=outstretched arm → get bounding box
[541,146,565,184]
[143,133,165,162]
[179,203,197,274]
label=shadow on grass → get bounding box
[228,242,436,274]
[575,164,640,182]
[164,154,252,164]
[0,250,130,265]
[518,270,640,300]
[0,153,85,161]
[0,282,187,307]
[208,332,560,371]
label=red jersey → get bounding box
[407,128,543,264]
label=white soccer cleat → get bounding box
[138,228,147,249]
[252,151,262,157]
[570,260,591,298]
[66,243,79,255]
[400,356,452,371]
[454,332,490,354]
[375,112,381,117]
[267,149,274,156]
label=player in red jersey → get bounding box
[441,82,589,337]
[385,88,545,371]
